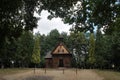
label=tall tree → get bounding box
[110,17,120,70]
[87,33,95,68]
[95,31,113,69]
[31,36,40,73]
[0,0,39,67]
[70,28,88,68]
[31,36,40,66]
[16,31,34,67]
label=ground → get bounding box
[0,68,120,80]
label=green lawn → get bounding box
[95,69,120,80]
[0,68,31,75]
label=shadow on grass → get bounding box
[24,75,54,80]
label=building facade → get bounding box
[45,42,72,68]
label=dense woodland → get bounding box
[0,0,120,70]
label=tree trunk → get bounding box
[34,64,36,74]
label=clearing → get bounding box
[0,68,120,80]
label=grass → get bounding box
[0,68,31,75]
[95,69,120,80]
[1,68,120,80]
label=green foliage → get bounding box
[44,29,60,52]
[0,0,38,53]
[111,32,120,69]
[94,16,120,69]
[0,38,14,68]
[17,31,34,67]
[38,1,120,69]
[0,0,120,69]
[70,29,88,68]
[110,17,120,69]
[88,33,95,67]
[40,0,120,33]
[31,36,40,64]
[95,31,113,68]
[0,0,39,68]
[106,18,120,34]
[0,31,34,68]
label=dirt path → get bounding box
[76,69,104,80]
[2,69,104,80]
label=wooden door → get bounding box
[59,59,64,67]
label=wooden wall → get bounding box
[46,55,72,68]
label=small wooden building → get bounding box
[45,41,72,68]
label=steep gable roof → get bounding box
[51,42,71,54]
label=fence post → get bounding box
[34,64,36,74]
[76,68,77,74]
[63,68,64,74]
[45,68,46,74]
